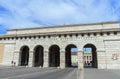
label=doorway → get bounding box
[19,46,29,66]
[49,45,60,67]
[65,44,78,67]
[34,45,44,67]
[83,44,98,68]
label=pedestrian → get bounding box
[11,61,14,67]
[13,62,16,67]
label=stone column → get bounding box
[13,51,19,66]
[43,51,49,68]
[28,51,33,67]
[97,50,106,69]
[60,50,65,69]
[78,51,84,70]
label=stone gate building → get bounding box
[0,21,120,69]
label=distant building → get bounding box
[84,52,92,67]
[71,52,78,67]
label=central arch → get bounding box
[49,45,60,67]
[33,45,44,67]
[19,46,29,66]
[65,44,78,67]
[83,44,98,68]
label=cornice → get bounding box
[0,28,120,38]
[7,21,119,31]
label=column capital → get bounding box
[60,48,65,51]
[78,50,83,53]
[60,50,65,51]
[44,51,49,53]
[29,51,33,53]
[14,50,19,53]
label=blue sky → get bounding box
[0,0,120,34]
[71,48,92,53]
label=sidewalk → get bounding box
[0,65,26,70]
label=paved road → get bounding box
[0,67,79,79]
[0,66,120,79]
[84,68,120,79]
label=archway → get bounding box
[65,44,78,67]
[19,46,29,66]
[49,45,60,67]
[83,44,98,68]
[33,45,44,67]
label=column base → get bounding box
[60,63,65,69]
[78,63,84,70]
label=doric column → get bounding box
[43,51,49,67]
[28,51,33,67]
[60,49,65,69]
[78,50,84,70]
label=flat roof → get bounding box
[0,28,120,38]
[8,21,119,31]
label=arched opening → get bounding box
[19,46,29,66]
[83,44,98,68]
[33,45,44,67]
[65,44,78,67]
[49,45,60,67]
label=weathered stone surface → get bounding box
[0,21,120,69]
[0,44,4,63]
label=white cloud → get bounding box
[0,0,120,30]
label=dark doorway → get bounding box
[49,45,60,67]
[19,46,29,66]
[65,44,78,67]
[34,45,44,67]
[83,44,98,68]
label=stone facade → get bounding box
[0,44,4,64]
[0,21,120,69]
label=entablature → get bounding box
[0,28,120,41]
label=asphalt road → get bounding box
[84,68,120,79]
[0,67,79,79]
[0,66,120,79]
